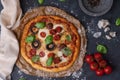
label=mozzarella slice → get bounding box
[38,28,49,40]
[39,50,49,66]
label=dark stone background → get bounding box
[0,0,120,80]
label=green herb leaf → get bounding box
[62,47,72,56]
[116,18,120,26]
[59,0,65,2]
[19,78,26,80]
[25,35,35,43]
[66,35,71,41]
[46,57,53,66]
[35,22,45,29]
[45,35,53,44]
[38,0,44,4]
[32,55,40,62]
[97,44,107,54]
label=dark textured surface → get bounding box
[0,0,120,80]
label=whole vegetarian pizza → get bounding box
[21,15,80,72]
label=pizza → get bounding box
[21,15,80,72]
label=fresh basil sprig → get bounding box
[46,57,53,66]
[62,47,72,56]
[32,55,40,63]
[116,18,120,26]
[38,0,44,4]
[97,44,107,54]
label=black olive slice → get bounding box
[30,26,39,34]
[46,42,56,51]
[32,40,41,49]
[46,23,53,29]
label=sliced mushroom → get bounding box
[32,40,41,49]
[30,26,39,34]
[46,42,56,51]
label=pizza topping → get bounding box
[46,57,53,66]
[31,55,40,63]
[39,51,45,57]
[66,35,72,41]
[55,26,62,33]
[58,44,67,50]
[46,42,56,51]
[53,57,61,64]
[50,29,57,35]
[62,47,72,56]
[40,32,46,38]
[63,54,67,58]
[25,35,35,43]
[45,35,53,44]
[46,23,53,29]
[35,22,46,29]
[30,26,39,34]
[29,49,36,56]
[32,40,41,49]
[48,53,55,58]
[54,34,61,41]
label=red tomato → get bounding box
[55,27,62,33]
[48,53,55,58]
[94,52,103,62]
[96,68,104,76]
[29,49,36,56]
[104,66,112,74]
[54,34,61,41]
[85,54,94,64]
[90,62,99,71]
[99,60,107,68]
[50,29,56,35]
[39,51,45,57]
[53,57,61,64]
[40,32,46,37]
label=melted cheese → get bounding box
[39,50,49,66]
[57,51,63,57]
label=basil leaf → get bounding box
[35,22,45,29]
[116,18,120,26]
[62,47,72,56]
[59,0,65,2]
[32,55,40,62]
[25,35,35,43]
[66,35,71,41]
[45,35,53,44]
[19,78,26,80]
[97,44,107,54]
[38,0,44,4]
[46,57,53,66]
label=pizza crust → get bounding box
[14,6,87,77]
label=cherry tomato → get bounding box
[39,51,45,57]
[96,68,104,76]
[50,29,56,35]
[54,34,61,41]
[104,66,112,74]
[99,60,107,68]
[40,32,46,37]
[90,62,99,71]
[55,27,62,33]
[94,52,103,62]
[85,54,94,64]
[53,57,61,64]
[48,53,55,58]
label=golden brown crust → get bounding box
[21,15,80,72]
